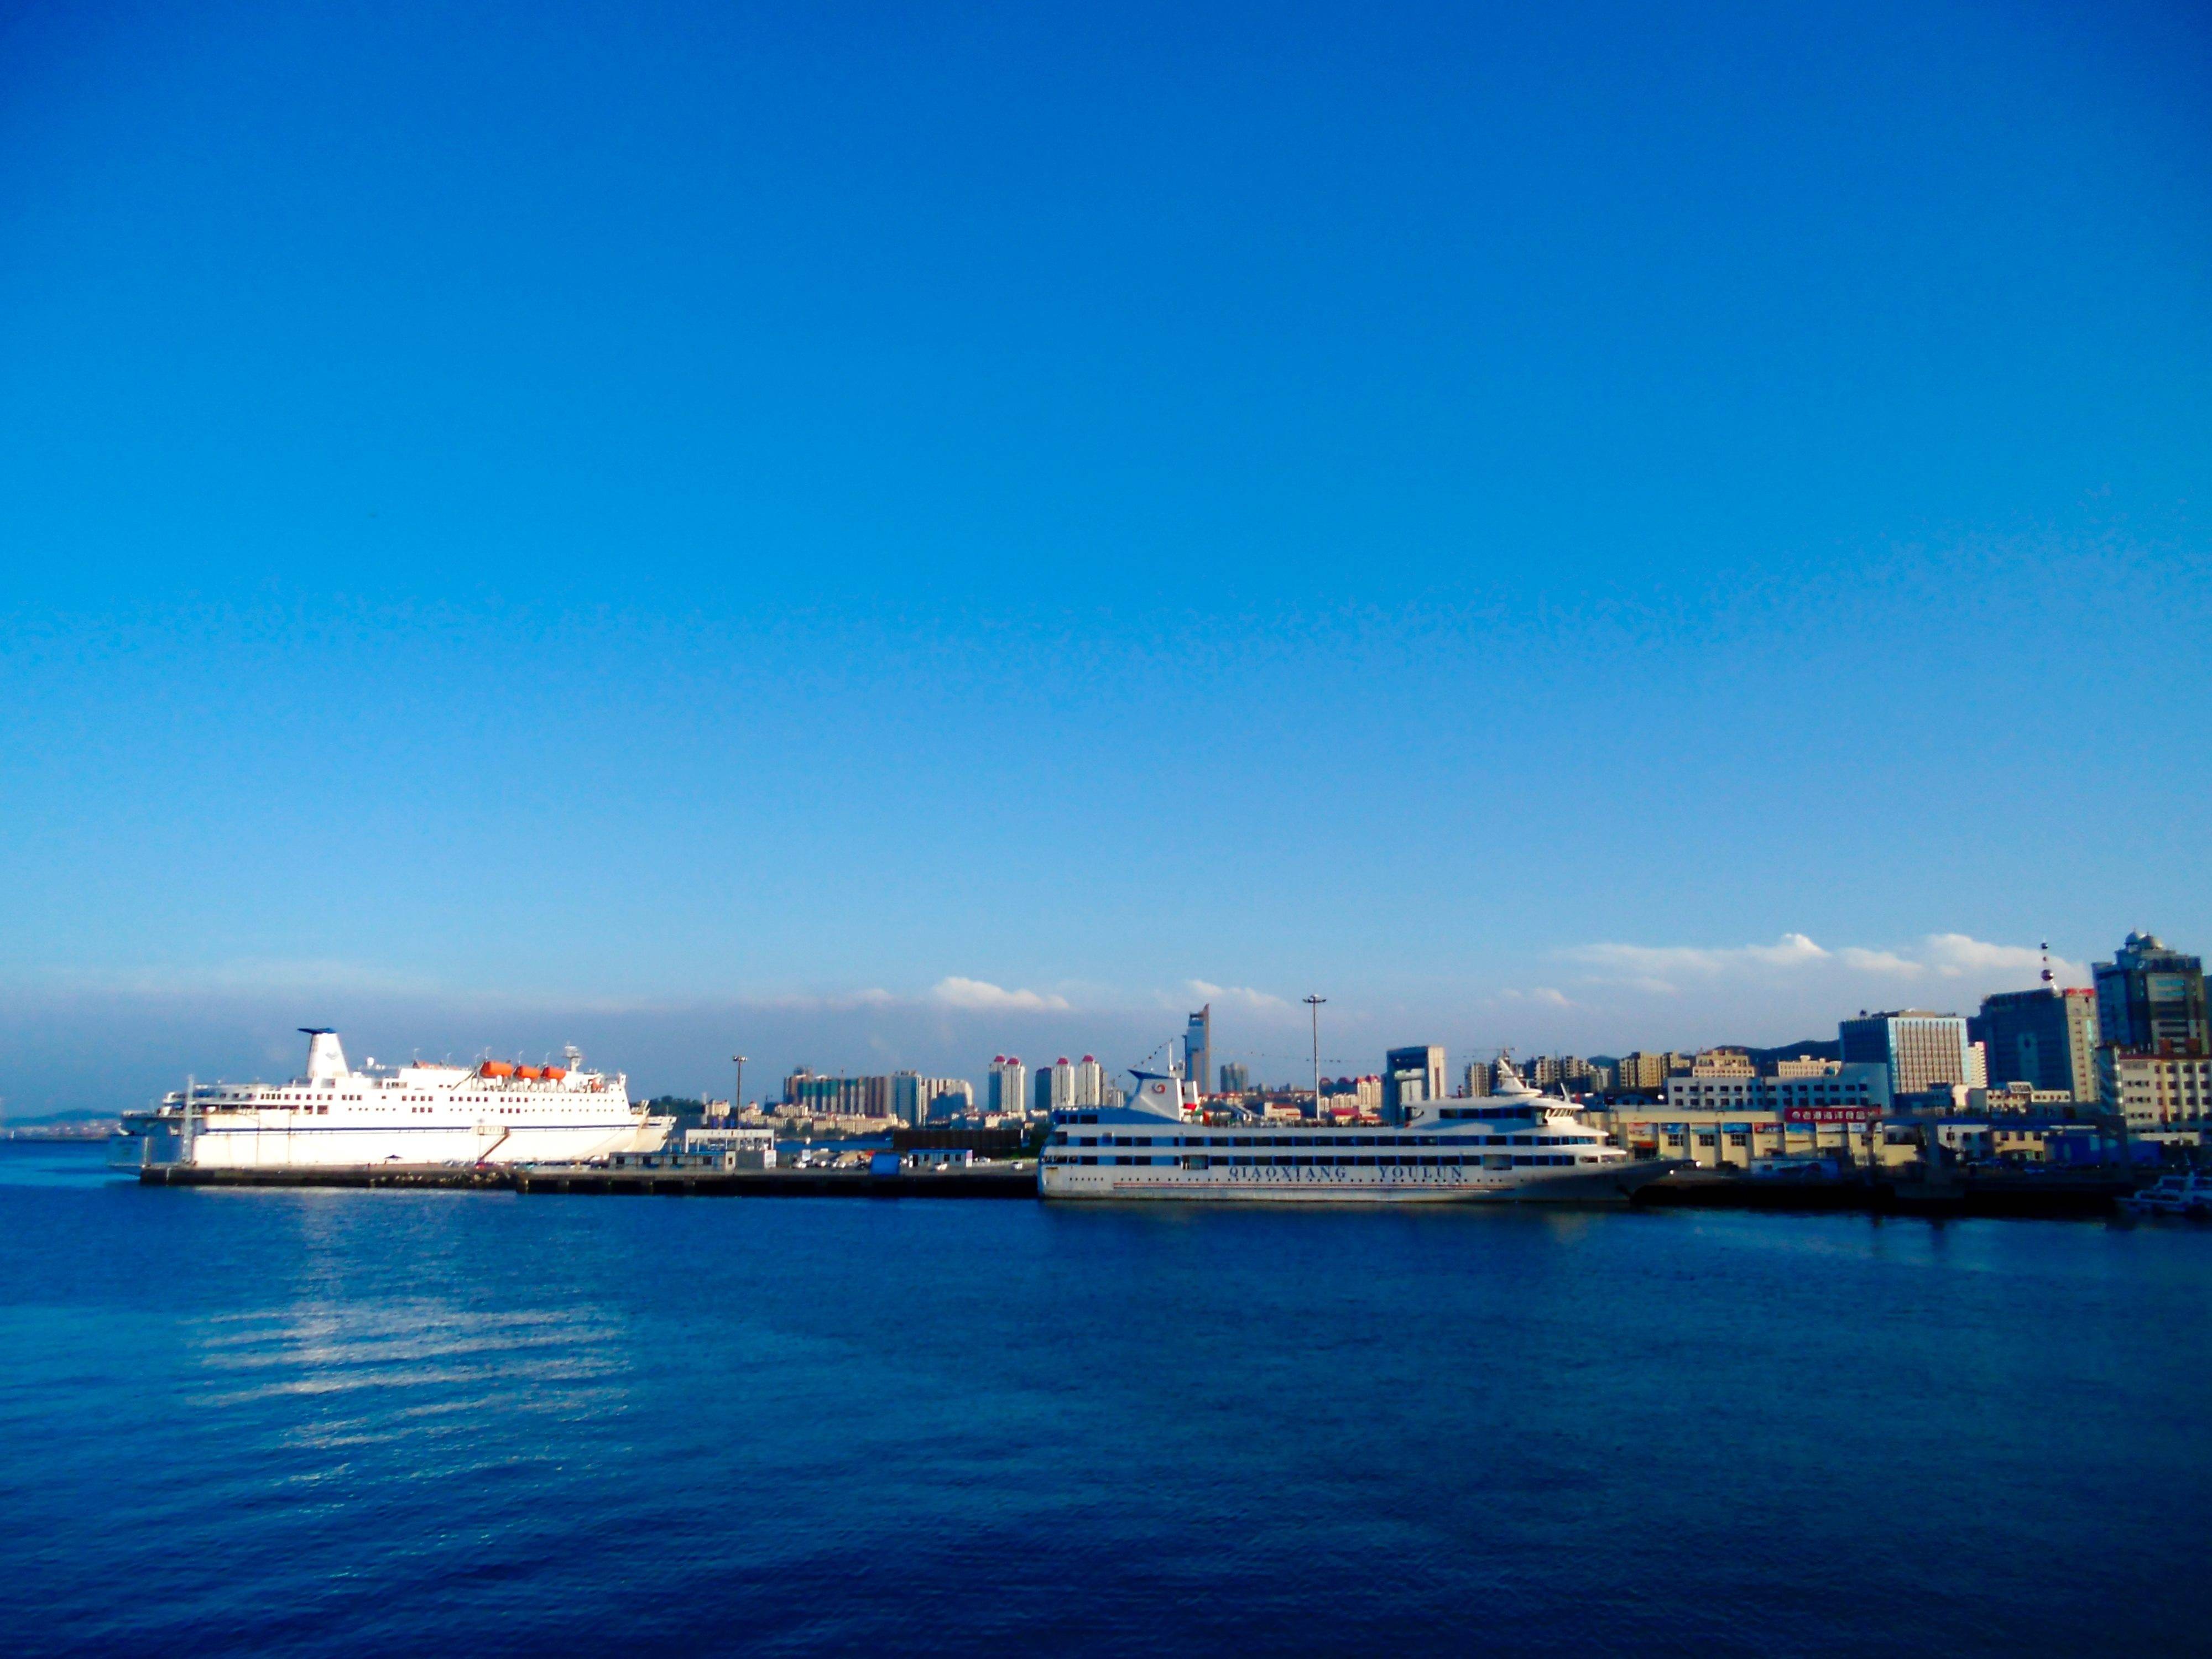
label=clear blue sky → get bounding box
[2,0,2208,1110]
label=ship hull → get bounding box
[112,1117,655,1171]
[1040,1159,1672,1204]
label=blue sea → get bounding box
[5,1141,2210,1656]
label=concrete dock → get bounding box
[136,1162,2142,1215]
[137,1162,1039,1198]
[1635,1167,2135,1218]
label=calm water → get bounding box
[6,1142,2211,1657]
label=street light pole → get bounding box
[1304,996,1326,1121]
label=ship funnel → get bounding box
[300,1027,349,1082]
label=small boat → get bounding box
[2125,1172,2212,1218]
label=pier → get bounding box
[136,1162,1039,1198]
[132,1161,2152,1215]
[1635,1167,2136,1219]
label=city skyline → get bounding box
[3,1,2208,1110]
[2,923,2174,1117]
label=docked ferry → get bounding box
[1040,1055,1667,1203]
[111,1029,665,1171]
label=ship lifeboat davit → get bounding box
[481,1061,517,1078]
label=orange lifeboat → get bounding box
[516,1066,541,1081]
[481,1061,516,1078]
[542,1066,567,1081]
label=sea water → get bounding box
[4,1141,2209,1656]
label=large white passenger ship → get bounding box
[1041,1056,1669,1203]
[111,1029,664,1171]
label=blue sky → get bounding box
[2,0,2208,1111]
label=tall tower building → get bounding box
[2094,932,2208,1056]
[1975,987,2100,1102]
[987,1056,1027,1119]
[890,1071,930,1125]
[1048,1057,1079,1111]
[1073,1055,1105,1108]
[1186,1005,1211,1095]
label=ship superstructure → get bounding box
[1040,1055,1668,1203]
[111,1029,662,1170]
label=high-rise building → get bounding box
[1048,1057,1081,1112]
[1218,1061,1250,1095]
[2094,933,2208,1056]
[891,1071,930,1125]
[1839,1011,1972,1096]
[1383,1045,1446,1124]
[1615,1052,1670,1094]
[1463,1059,1494,1098]
[781,1072,898,1117]
[987,1056,1027,1118]
[1974,987,2099,1102]
[1186,1005,1211,1097]
[1073,1056,1105,1107]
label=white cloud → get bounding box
[1560,932,2086,992]
[930,977,1072,1013]
[1186,979,1289,1011]
[740,987,900,1012]
[1561,934,1829,980]
[1496,987,1577,1007]
[1921,934,2087,983]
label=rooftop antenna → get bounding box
[2041,942,2054,986]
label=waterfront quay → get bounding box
[135,1161,1037,1198]
[1639,1166,2135,1219]
[129,1160,2164,1218]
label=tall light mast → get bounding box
[1304,995,1326,1121]
[732,1055,748,1118]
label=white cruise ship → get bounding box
[1040,1055,1670,1203]
[111,1029,665,1171]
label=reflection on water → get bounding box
[4,1141,2211,1657]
